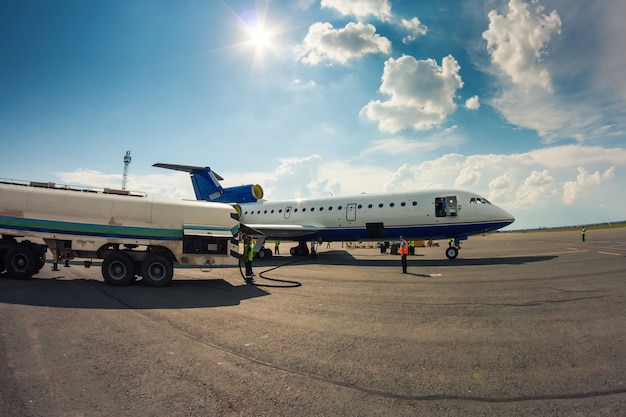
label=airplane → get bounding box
[153,163,515,259]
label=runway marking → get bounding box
[598,251,621,256]
[429,273,442,277]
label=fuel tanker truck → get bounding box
[0,180,240,286]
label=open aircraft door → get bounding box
[446,196,458,216]
[435,196,458,217]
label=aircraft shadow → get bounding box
[0,275,269,310]
[259,251,557,267]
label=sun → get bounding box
[246,22,274,51]
[248,24,272,49]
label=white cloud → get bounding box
[400,17,428,44]
[298,21,391,65]
[361,54,463,133]
[465,95,480,110]
[481,2,626,143]
[321,0,392,21]
[482,0,561,92]
[562,166,615,204]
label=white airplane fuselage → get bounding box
[238,189,514,243]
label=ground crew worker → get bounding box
[243,235,254,284]
[581,227,586,242]
[399,235,408,274]
[274,240,280,254]
[409,240,415,255]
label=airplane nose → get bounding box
[500,207,515,226]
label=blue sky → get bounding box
[1,0,625,230]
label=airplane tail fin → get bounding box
[153,163,263,203]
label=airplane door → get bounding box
[346,203,357,221]
[284,206,292,219]
[435,196,458,217]
[446,196,458,216]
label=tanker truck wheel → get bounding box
[4,243,38,279]
[102,252,135,286]
[140,254,173,287]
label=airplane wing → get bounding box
[243,223,320,239]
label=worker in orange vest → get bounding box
[399,235,409,274]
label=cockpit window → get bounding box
[470,197,491,204]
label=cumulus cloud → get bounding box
[482,0,561,92]
[260,155,341,199]
[481,1,625,143]
[562,166,615,204]
[480,0,572,141]
[298,21,391,65]
[361,54,463,133]
[321,0,392,21]
[400,17,428,43]
[465,95,480,110]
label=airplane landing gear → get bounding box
[289,241,310,256]
[445,238,463,259]
[445,246,459,259]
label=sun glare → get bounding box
[247,23,272,50]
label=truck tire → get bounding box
[140,254,173,287]
[31,244,47,273]
[4,243,38,279]
[102,252,135,286]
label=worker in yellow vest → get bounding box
[243,235,255,284]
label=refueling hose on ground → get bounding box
[238,256,303,288]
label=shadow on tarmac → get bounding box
[257,251,557,267]
[0,275,269,310]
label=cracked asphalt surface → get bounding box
[1,228,625,416]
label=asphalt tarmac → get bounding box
[1,228,625,416]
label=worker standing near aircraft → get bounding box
[274,240,280,254]
[581,226,586,242]
[409,240,415,255]
[243,235,254,284]
[400,235,408,274]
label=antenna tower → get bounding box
[122,151,131,190]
